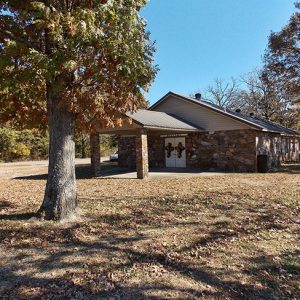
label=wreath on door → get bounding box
[165,142,174,158]
[176,142,185,158]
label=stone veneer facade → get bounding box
[90,132,101,176]
[186,130,257,172]
[136,129,149,179]
[118,129,300,172]
[257,132,300,168]
[118,135,136,169]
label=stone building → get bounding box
[91,92,300,178]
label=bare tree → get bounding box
[205,78,239,109]
[238,69,300,128]
[240,70,281,119]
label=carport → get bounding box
[90,110,202,179]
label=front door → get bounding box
[165,137,186,168]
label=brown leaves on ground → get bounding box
[0,165,300,299]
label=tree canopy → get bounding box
[0,0,157,220]
[264,2,300,99]
[0,0,157,130]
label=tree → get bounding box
[75,133,89,159]
[239,69,280,119]
[0,1,157,220]
[238,69,300,128]
[264,2,300,99]
[204,78,239,109]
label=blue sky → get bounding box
[142,0,296,105]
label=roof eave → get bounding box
[142,125,201,132]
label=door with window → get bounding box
[164,137,186,168]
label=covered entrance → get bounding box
[90,109,202,179]
[165,136,186,168]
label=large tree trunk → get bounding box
[37,86,77,220]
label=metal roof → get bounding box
[230,112,300,136]
[150,92,300,136]
[125,109,201,131]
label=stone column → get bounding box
[136,129,149,179]
[90,132,101,176]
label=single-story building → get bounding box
[91,92,300,178]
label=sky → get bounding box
[141,0,296,105]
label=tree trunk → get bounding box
[37,86,77,220]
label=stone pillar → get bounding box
[90,132,101,176]
[136,129,149,179]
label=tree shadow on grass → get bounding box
[1,223,296,299]
[0,184,299,298]
[271,163,300,174]
[0,212,36,221]
[13,163,132,180]
[13,164,92,180]
[0,205,298,299]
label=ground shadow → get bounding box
[0,200,15,209]
[0,186,299,298]
[1,223,297,299]
[0,212,36,221]
[13,162,130,180]
[271,163,300,174]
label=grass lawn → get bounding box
[0,165,299,299]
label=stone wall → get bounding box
[136,129,149,179]
[118,135,136,169]
[186,130,257,172]
[281,136,300,162]
[90,133,101,176]
[256,132,281,168]
[118,134,165,169]
[257,132,300,167]
[118,130,300,172]
[148,134,165,167]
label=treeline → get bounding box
[195,70,300,130]
[0,129,116,162]
[0,128,48,162]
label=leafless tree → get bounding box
[205,78,239,109]
[239,69,300,127]
[240,69,281,119]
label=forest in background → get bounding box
[0,129,116,162]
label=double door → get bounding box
[165,137,186,168]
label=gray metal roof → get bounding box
[126,109,201,131]
[228,109,300,135]
[150,92,300,136]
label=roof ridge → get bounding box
[149,91,300,136]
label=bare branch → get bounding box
[205,78,239,109]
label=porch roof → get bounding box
[96,109,203,134]
[126,109,202,131]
